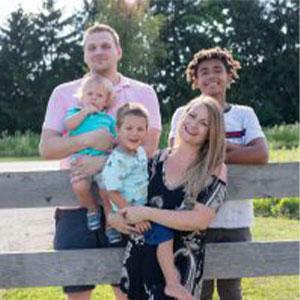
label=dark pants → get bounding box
[201,228,252,300]
[54,207,126,294]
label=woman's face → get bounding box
[195,59,231,98]
[179,103,210,147]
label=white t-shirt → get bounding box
[168,104,266,228]
[168,106,186,140]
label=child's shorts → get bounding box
[93,172,106,189]
[144,222,174,246]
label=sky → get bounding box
[0,0,85,27]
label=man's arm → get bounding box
[225,137,269,164]
[39,129,84,159]
[143,128,161,158]
[39,128,114,160]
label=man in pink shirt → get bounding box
[40,24,161,300]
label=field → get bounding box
[0,123,299,299]
[0,217,298,300]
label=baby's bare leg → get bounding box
[72,179,97,211]
[98,189,112,222]
[157,240,195,300]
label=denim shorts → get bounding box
[144,222,174,246]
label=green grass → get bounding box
[269,145,299,162]
[1,217,298,300]
[0,130,40,157]
[0,285,115,300]
[1,123,299,160]
[252,216,299,241]
[264,123,299,149]
[0,156,41,162]
[211,217,300,300]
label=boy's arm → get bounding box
[107,191,129,210]
[225,138,269,164]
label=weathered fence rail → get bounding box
[0,162,299,288]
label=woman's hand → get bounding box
[121,206,150,224]
[70,155,107,182]
[108,212,139,235]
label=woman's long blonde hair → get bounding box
[177,95,225,201]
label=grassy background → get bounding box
[0,123,299,159]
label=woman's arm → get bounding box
[108,212,139,235]
[122,204,216,231]
[123,163,227,231]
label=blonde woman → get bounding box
[109,95,227,300]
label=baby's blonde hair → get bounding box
[76,73,115,110]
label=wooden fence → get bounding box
[0,162,299,288]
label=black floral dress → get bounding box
[120,150,226,300]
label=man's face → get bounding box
[195,59,231,98]
[84,31,122,75]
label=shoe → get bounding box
[87,211,101,231]
[106,228,122,244]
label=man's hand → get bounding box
[225,138,268,164]
[81,129,115,151]
[71,155,107,182]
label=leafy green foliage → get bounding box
[93,0,166,82]
[0,0,84,133]
[0,130,40,156]
[149,0,299,124]
[254,197,299,219]
[0,0,298,132]
[265,122,299,148]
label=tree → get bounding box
[0,0,84,133]
[0,7,38,132]
[149,0,213,120]
[199,0,299,125]
[93,0,166,86]
[149,0,299,125]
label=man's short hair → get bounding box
[83,23,120,48]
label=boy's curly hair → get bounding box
[186,47,241,90]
